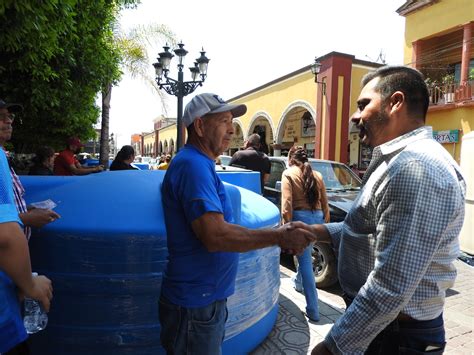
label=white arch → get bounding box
[247,111,275,139]
[232,118,245,138]
[275,100,316,144]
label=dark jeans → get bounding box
[343,294,446,354]
[158,295,228,355]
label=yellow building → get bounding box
[140,52,381,170]
[397,0,474,163]
[142,131,156,157]
[158,123,177,156]
[228,52,381,171]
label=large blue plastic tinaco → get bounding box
[20,170,280,355]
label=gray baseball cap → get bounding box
[183,93,247,127]
[0,99,23,113]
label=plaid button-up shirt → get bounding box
[325,126,466,354]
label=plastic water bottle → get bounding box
[23,272,48,334]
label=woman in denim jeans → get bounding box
[281,146,329,322]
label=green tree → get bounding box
[99,23,175,166]
[0,0,139,152]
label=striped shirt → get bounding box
[324,126,466,354]
[4,153,30,240]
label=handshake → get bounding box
[277,221,317,255]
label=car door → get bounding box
[263,160,286,207]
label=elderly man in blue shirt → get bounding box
[300,66,466,355]
[159,93,316,355]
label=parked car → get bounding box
[264,156,362,288]
[133,156,152,170]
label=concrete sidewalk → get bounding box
[252,259,473,354]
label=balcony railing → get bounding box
[427,81,474,106]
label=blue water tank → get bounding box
[21,170,280,354]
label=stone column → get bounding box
[271,144,282,157]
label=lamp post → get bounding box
[310,57,326,95]
[153,43,210,152]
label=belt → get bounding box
[396,313,415,322]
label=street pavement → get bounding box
[252,259,473,354]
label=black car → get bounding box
[263,156,362,288]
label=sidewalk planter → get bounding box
[21,171,280,355]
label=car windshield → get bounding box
[310,161,362,190]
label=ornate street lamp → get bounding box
[311,57,326,95]
[153,42,210,151]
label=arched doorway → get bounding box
[164,140,168,154]
[248,112,274,156]
[275,101,316,157]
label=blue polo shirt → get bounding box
[0,149,27,352]
[161,144,238,307]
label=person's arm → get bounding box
[263,157,271,183]
[280,173,293,224]
[316,172,330,223]
[20,208,61,228]
[323,160,464,354]
[291,222,332,243]
[191,211,315,255]
[68,163,103,175]
[0,222,53,311]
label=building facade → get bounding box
[228,52,382,171]
[397,0,474,163]
[133,52,381,169]
[130,116,177,158]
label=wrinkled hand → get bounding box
[22,208,61,228]
[278,223,316,255]
[25,275,53,312]
[311,341,332,355]
[95,165,104,172]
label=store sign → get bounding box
[433,130,459,144]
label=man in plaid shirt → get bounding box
[300,66,466,354]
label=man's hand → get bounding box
[24,275,53,312]
[286,221,332,245]
[95,165,104,173]
[288,221,316,234]
[21,208,61,228]
[311,341,332,355]
[278,223,316,255]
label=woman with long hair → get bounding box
[110,145,138,171]
[281,146,329,322]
